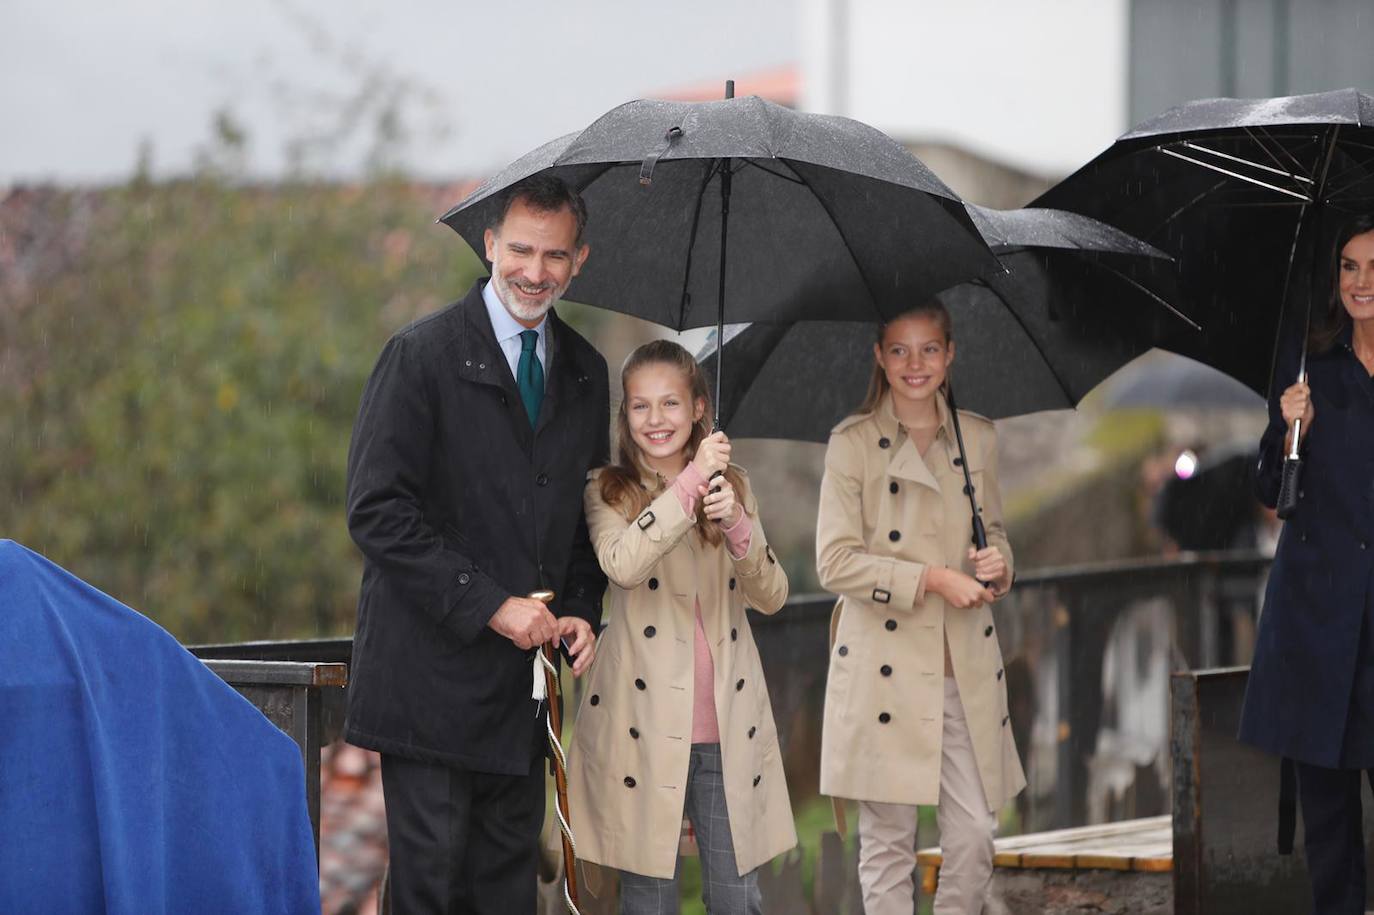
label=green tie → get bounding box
[517,329,543,427]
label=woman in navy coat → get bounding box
[1239,213,1374,915]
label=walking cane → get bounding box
[529,590,582,915]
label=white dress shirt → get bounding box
[482,279,549,387]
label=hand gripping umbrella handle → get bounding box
[530,591,582,915]
[1276,370,1306,521]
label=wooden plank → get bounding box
[917,816,1173,874]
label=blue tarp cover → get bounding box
[0,540,320,914]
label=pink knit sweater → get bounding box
[671,464,752,744]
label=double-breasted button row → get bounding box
[643,626,656,638]
[880,664,892,677]
[838,645,849,657]
[889,530,901,542]
[635,678,647,690]
[624,776,636,788]
[885,619,898,631]
[878,712,892,724]
[648,577,659,590]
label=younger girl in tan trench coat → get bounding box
[567,340,796,914]
[817,303,1025,915]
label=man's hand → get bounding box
[557,616,596,677]
[487,596,558,650]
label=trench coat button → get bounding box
[590,694,600,706]
[535,473,549,486]
[878,712,891,724]
[748,726,756,738]
[878,436,891,449]
[997,668,1004,680]
[729,577,736,590]
[889,530,901,542]
[1002,716,1009,726]
[624,776,636,788]
[731,628,738,641]
[629,727,639,739]
[838,645,849,657]
[457,572,471,585]
[885,619,897,632]
[984,625,994,637]
[953,456,964,466]
[736,678,745,691]
[889,482,899,494]
[880,664,892,676]
[644,626,656,638]
[963,484,974,495]
[635,678,646,690]
[648,577,659,590]
[753,775,762,787]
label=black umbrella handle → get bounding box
[1276,456,1303,520]
[944,382,993,588]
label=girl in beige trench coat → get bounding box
[816,303,1025,915]
[567,340,796,914]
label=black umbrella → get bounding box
[695,205,1182,441]
[1153,441,1260,551]
[1033,88,1374,516]
[439,86,1001,427]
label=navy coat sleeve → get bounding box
[345,331,509,645]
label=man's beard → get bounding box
[491,255,566,322]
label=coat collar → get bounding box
[873,390,959,491]
[454,280,599,441]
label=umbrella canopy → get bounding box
[1034,88,1374,395]
[1153,441,1261,551]
[439,94,1001,330]
[1102,351,1265,411]
[696,206,1181,441]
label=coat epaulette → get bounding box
[830,411,873,436]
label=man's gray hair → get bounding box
[491,174,589,248]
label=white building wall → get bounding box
[802,0,1131,178]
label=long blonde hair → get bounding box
[857,300,954,415]
[598,340,746,547]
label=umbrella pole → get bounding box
[1277,126,1341,519]
[713,79,735,433]
[943,382,992,588]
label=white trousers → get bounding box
[857,676,996,915]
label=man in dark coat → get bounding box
[344,174,609,913]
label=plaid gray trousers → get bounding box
[618,743,763,915]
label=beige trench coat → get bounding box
[567,465,797,879]
[817,391,1026,812]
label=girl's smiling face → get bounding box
[875,314,955,408]
[624,362,705,475]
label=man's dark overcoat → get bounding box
[1240,327,1374,768]
[344,280,609,774]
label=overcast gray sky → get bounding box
[1,0,797,186]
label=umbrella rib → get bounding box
[783,168,891,322]
[1321,149,1374,199]
[1158,148,1312,201]
[1179,139,1313,186]
[1242,127,1315,184]
[1087,260,1202,331]
[738,158,806,185]
[674,159,724,331]
[978,276,1079,407]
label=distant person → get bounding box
[816,302,1023,915]
[345,174,608,912]
[566,340,795,914]
[1239,213,1374,915]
